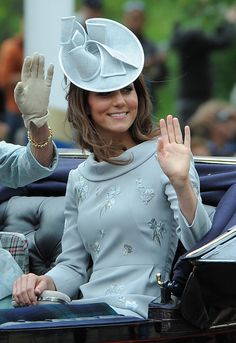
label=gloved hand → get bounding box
[14,52,54,129]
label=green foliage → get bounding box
[3,0,236,117]
[0,0,23,42]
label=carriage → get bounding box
[0,150,236,342]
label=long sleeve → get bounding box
[162,160,212,250]
[46,170,90,298]
[0,141,58,188]
[44,140,213,318]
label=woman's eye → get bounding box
[97,91,111,97]
[96,85,133,97]
[122,85,133,93]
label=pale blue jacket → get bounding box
[47,140,212,318]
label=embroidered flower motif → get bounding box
[77,175,88,202]
[136,178,155,205]
[89,229,105,255]
[105,284,124,296]
[99,229,105,239]
[118,296,138,311]
[148,218,167,245]
[89,241,101,254]
[96,186,101,197]
[123,244,134,255]
[100,186,121,215]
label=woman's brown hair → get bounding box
[66,73,158,163]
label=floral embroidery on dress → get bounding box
[77,175,88,202]
[105,284,124,296]
[148,218,167,245]
[89,241,101,255]
[96,186,101,197]
[136,178,155,205]
[100,186,121,216]
[105,285,138,312]
[89,229,106,255]
[99,229,105,239]
[123,244,134,255]
[118,296,138,311]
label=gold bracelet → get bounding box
[28,127,53,148]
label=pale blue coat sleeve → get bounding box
[46,170,90,298]
[161,159,213,250]
[0,141,58,188]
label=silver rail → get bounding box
[58,149,236,165]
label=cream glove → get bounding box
[14,52,54,129]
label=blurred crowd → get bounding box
[1,0,236,157]
[0,17,24,144]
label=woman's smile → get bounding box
[108,112,128,119]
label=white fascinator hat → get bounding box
[59,16,144,92]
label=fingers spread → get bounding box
[37,54,45,79]
[23,52,53,85]
[184,125,191,148]
[159,115,185,145]
[159,118,169,144]
[21,56,32,83]
[173,117,183,144]
[45,64,54,87]
[166,115,175,143]
[31,52,40,78]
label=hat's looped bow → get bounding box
[60,16,139,82]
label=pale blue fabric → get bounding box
[0,141,58,188]
[47,140,212,318]
[0,249,23,300]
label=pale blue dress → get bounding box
[47,140,212,318]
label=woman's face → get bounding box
[87,84,138,143]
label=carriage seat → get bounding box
[0,196,65,275]
[0,154,83,275]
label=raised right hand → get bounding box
[157,114,191,187]
[13,273,56,306]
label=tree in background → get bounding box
[0,0,23,42]
[174,0,236,105]
[2,0,236,116]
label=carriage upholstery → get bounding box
[0,155,82,275]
